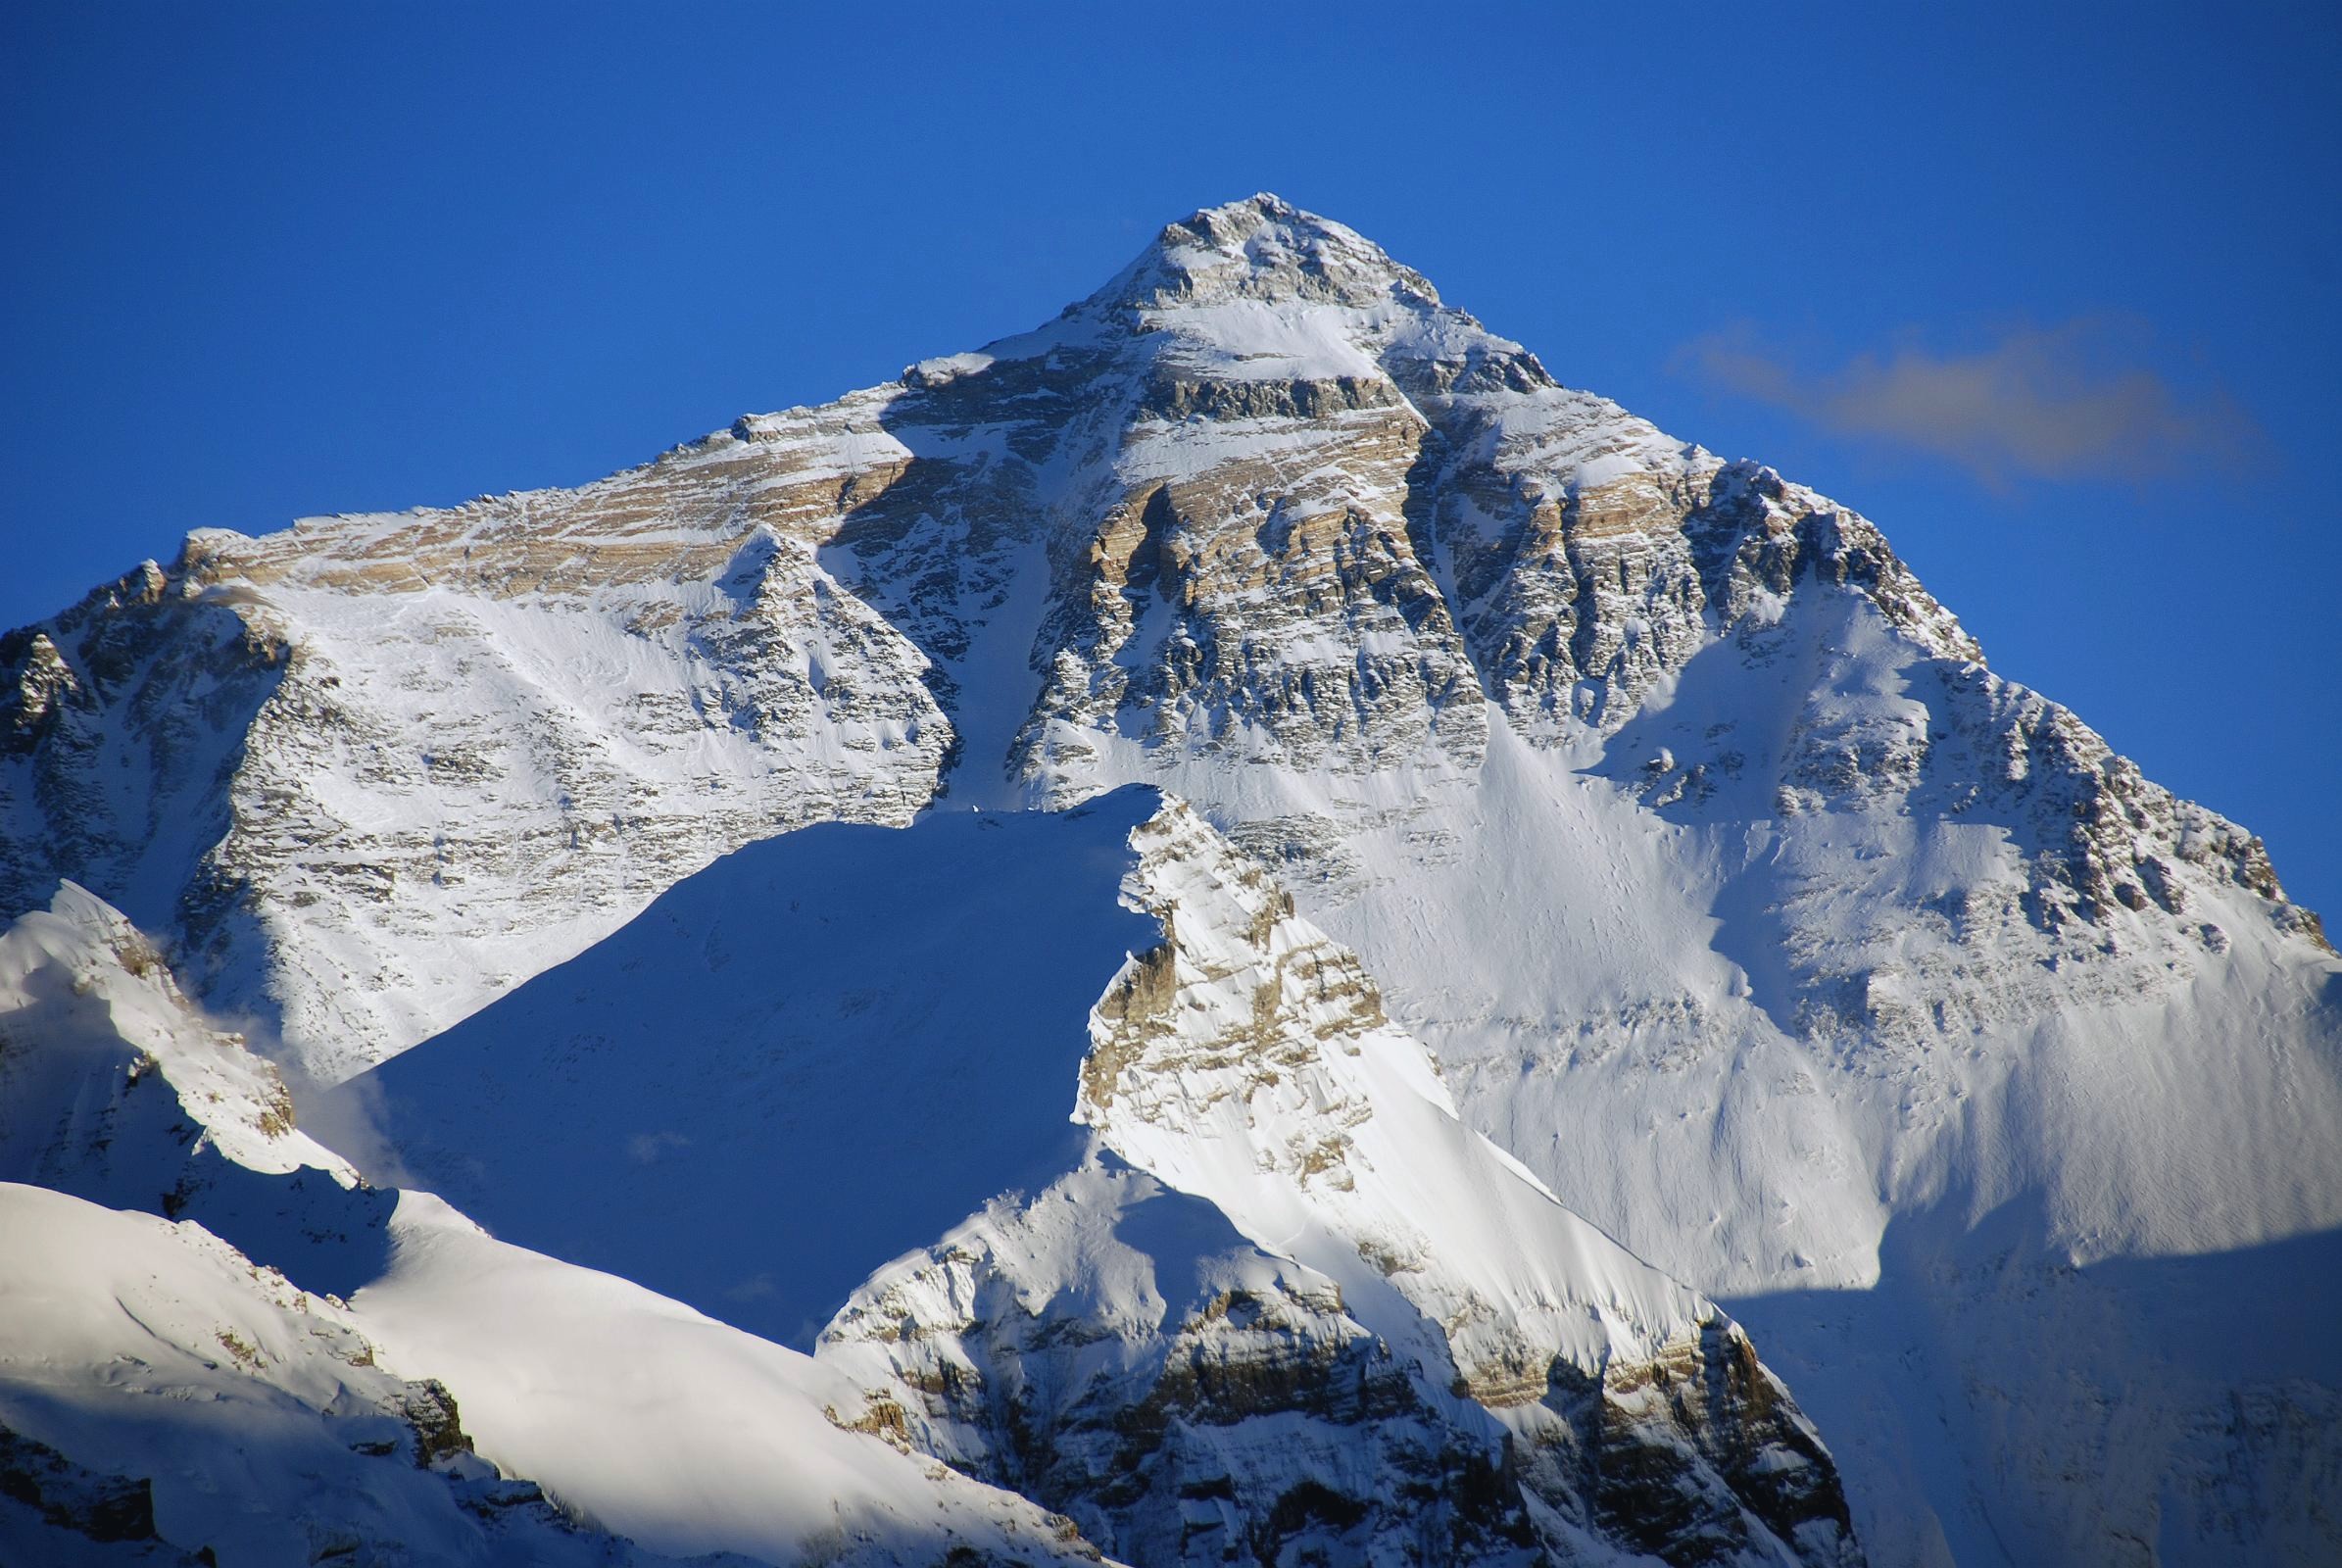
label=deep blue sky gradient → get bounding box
[5,3,2337,912]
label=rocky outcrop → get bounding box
[820,801,1862,1568]
[0,1419,184,1558]
[820,1163,1546,1567]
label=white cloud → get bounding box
[1678,320,2259,485]
[626,1129,691,1164]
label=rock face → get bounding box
[0,445,951,1081]
[4,193,2338,1564]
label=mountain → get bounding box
[3,193,2337,1564]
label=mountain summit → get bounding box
[1095,192,1449,309]
[3,196,2337,1566]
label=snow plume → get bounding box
[291,1052,420,1188]
[1678,318,2259,484]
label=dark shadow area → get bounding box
[337,787,1162,1348]
[163,1157,399,1301]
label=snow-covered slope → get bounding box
[353,1189,1111,1568]
[0,881,1126,1567]
[0,1183,765,1568]
[0,479,948,1082]
[344,789,1860,1567]
[5,193,2337,1562]
[330,795,1157,1348]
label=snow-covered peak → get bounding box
[960,193,1545,398]
[4,195,2336,1562]
[1100,193,1442,315]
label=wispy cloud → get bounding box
[1676,320,2259,486]
[626,1129,692,1165]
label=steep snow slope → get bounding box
[344,790,1862,1567]
[356,1190,1111,1568]
[1,480,950,1081]
[0,882,1126,1567]
[5,192,2336,1562]
[0,1183,739,1568]
[335,795,1159,1348]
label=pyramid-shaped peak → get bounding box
[1106,193,1443,314]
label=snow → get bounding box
[0,1175,1108,1567]
[336,792,1162,1348]
[0,1182,678,1567]
[358,1191,1107,1567]
[1144,299,1388,383]
[1059,602,2342,1559]
[330,787,1719,1377]
[1079,800,1719,1385]
[0,882,351,1184]
[333,789,1850,1561]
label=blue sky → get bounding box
[5,3,2336,915]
